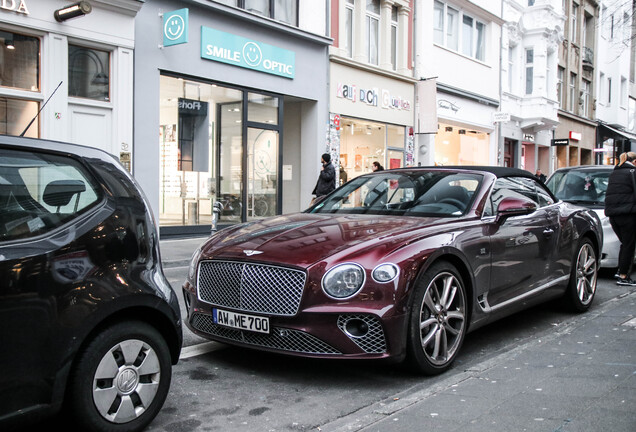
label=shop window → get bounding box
[0,97,39,138]
[248,93,278,124]
[68,45,110,101]
[435,122,489,166]
[0,31,39,91]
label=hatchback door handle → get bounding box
[543,228,554,237]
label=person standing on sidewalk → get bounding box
[312,153,336,204]
[605,151,636,286]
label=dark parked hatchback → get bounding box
[0,136,182,431]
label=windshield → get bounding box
[308,171,482,217]
[546,169,610,205]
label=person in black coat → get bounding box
[605,151,636,286]
[312,153,336,200]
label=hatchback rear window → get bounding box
[0,148,101,242]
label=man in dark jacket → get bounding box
[312,153,336,200]
[605,151,636,286]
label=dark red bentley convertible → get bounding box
[183,166,602,374]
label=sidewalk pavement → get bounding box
[320,288,636,432]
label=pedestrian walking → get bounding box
[372,161,384,172]
[311,153,336,204]
[605,151,636,286]
[535,169,546,183]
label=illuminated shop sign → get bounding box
[336,83,411,111]
[1,0,29,15]
[201,26,295,79]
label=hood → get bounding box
[199,213,448,268]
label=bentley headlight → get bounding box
[187,247,202,282]
[372,263,399,283]
[322,263,366,299]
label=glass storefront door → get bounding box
[248,128,278,220]
[159,74,282,229]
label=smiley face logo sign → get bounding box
[163,8,188,47]
[243,42,263,67]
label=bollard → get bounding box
[211,201,223,233]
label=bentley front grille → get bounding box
[191,313,341,355]
[197,260,306,316]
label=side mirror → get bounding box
[495,196,537,223]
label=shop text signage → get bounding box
[1,0,29,15]
[551,138,569,146]
[336,83,411,111]
[201,26,295,79]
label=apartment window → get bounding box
[624,12,630,42]
[569,72,577,112]
[629,98,636,131]
[599,72,605,104]
[525,48,534,95]
[621,77,627,107]
[582,79,590,116]
[610,14,615,39]
[434,2,485,61]
[508,46,515,92]
[557,67,565,107]
[345,0,354,57]
[366,0,380,65]
[608,77,612,105]
[391,6,398,70]
[68,45,110,101]
[217,0,298,25]
[571,3,578,42]
[434,1,444,45]
[446,6,459,51]
[528,0,535,6]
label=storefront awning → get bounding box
[597,122,636,141]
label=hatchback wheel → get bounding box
[565,238,598,312]
[407,261,467,375]
[67,321,172,432]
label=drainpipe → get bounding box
[498,0,504,167]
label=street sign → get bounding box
[493,112,510,122]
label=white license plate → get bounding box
[213,308,270,334]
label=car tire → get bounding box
[67,320,172,432]
[564,238,598,312]
[406,261,467,375]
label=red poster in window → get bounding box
[390,158,401,169]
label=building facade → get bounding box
[133,0,331,236]
[328,0,415,184]
[554,0,599,168]
[596,0,636,164]
[500,0,562,175]
[414,0,504,168]
[0,0,141,165]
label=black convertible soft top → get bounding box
[398,165,539,180]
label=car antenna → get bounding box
[20,80,63,137]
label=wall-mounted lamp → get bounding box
[54,1,92,22]
[5,39,14,50]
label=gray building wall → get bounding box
[133,0,331,224]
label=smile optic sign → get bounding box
[201,26,295,79]
[163,8,188,47]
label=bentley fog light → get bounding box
[322,263,365,299]
[372,263,399,283]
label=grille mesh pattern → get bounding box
[191,313,341,355]
[197,260,306,316]
[337,314,387,353]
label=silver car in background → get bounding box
[546,165,618,268]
